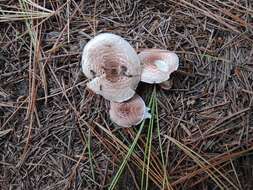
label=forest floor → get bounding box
[0,0,253,190]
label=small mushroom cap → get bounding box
[81,33,141,102]
[139,49,179,84]
[109,94,151,128]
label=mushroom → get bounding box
[159,79,173,90]
[138,49,179,84]
[81,33,141,102]
[109,94,151,128]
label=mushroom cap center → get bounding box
[117,101,142,119]
[102,62,129,83]
[100,47,129,83]
[102,60,120,82]
[118,103,131,117]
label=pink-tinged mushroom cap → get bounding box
[109,94,151,128]
[81,33,141,102]
[139,49,179,84]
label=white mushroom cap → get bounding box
[139,49,179,84]
[81,33,141,102]
[109,94,151,128]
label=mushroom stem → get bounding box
[143,107,152,119]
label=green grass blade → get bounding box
[141,95,155,190]
[88,129,95,180]
[108,120,146,190]
[109,88,156,190]
[155,93,173,190]
[145,103,154,190]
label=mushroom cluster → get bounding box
[81,33,179,128]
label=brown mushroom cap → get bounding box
[159,79,173,90]
[139,49,179,84]
[81,33,141,102]
[109,94,151,128]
